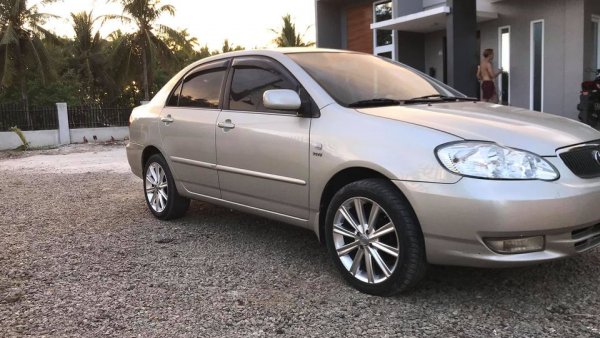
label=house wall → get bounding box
[424,30,445,82]
[397,32,425,71]
[423,0,445,9]
[478,0,585,119]
[584,0,600,80]
[393,0,422,16]
[346,2,374,53]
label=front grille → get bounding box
[559,144,600,178]
[572,223,600,252]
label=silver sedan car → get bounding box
[127,49,600,295]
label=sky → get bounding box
[37,0,316,50]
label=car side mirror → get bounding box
[263,89,302,111]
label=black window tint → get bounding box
[166,81,183,106]
[179,69,226,108]
[229,66,296,112]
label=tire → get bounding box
[324,178,427,296]
[143,154,190,220]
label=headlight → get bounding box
[436,142,559,181]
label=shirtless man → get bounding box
[477,48,503,103]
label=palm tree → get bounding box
[162,28,198,67]
[220,39,244,53]
[271,14,314,48]
[0,0,60,125]
[111,0,182,101]
[70,11,118,103]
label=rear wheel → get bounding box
[324,179,427,296]
[144,154,189,220]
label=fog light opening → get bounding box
[484,236,545,254]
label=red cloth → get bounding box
[481,80,496,100]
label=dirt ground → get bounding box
[1,144,599,337]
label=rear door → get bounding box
[159,59,229,198]
[215,56,314,219]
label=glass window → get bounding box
[593,17,600,70]
[287,52,465,107]
[377,51,392,59]
[178,69,226,108]
[499,27,510,105]
[166,81,182,106]
[229,66,297,112]
[374,1,392,47]
[531,21,543,112]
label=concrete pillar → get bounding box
[446,0,478,97]
[316,0,343,49]
[56,102,70,145]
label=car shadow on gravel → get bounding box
[164,201,599,300]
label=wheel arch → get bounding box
[141,145,163,174]
[317,167,415,245]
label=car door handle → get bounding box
[217,120,235,130]
[161,115,174,124]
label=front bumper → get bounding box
[394,158,600,268]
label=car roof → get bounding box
[185,48,356,68]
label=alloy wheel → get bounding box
[145,162,168,213]
[332,197,400,284]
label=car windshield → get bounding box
[287,52,468,108]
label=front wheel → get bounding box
[144,154,190,220]
[324,179,427,296]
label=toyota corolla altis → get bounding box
[127,49,600,295]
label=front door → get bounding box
[215,57,312,220]
[159,59,229,198]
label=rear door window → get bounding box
[179,69,227,108]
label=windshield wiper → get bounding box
[403,94,478,104]
[348,98,401,108]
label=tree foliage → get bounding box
[0,0,262,109]
[271,14,314,48]
[110,0,182,100]
[0,0,61,124]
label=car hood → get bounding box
[357,102,600,156]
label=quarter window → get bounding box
[229,66,297,112]
[178,69,226,108]
[166,81,183,106]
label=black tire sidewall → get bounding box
[143,154,184,220]
[324,179,426,296]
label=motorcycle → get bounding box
[577,69,600,129]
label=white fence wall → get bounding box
[0,102,130,151]
[0,130,60,150]
[70,127,129,144]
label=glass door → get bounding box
[373,0,395,59]
[530,20,544,112]
[498,26,510,105]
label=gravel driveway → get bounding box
[1,144,599,337]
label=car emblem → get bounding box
[594,150,600,166]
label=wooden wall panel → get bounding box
[346,4,373,53]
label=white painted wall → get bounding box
[0,130,59,150]
[0,127,129,151]
[69,127,129,144]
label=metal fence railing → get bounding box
[68,106,133,129]
[0,104,134,131]
[0,104,58,131]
